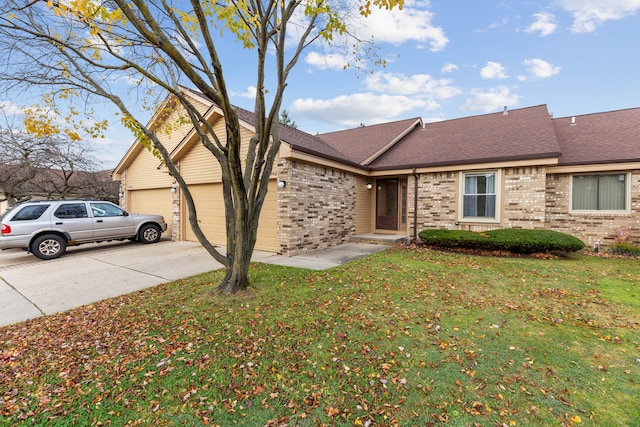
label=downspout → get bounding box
[412,168,418,242]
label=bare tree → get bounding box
[0,0,402,294]
[28,136,103,199]
[0,107,116,205]
[0,108,48,205]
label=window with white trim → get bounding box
[462,171,497,219]
[571,173,628,211]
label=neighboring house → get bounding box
[0,168,119,215]
[113,88,640,254]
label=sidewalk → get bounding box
[0,240,388,327]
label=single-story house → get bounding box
[113,88,640,254]
[0,168,119,215]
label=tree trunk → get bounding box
[216,208,257,294]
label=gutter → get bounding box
[412,167,418,242]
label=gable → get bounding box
[367,105,561,170]
[113,91,212,180]
[316,118,422,165]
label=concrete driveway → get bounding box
[0,239,388,327]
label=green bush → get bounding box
[610,242,640,257]
[418,228,585,254]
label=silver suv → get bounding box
[0,200,168,260]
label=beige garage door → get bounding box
[184,181,277,252]
[127,188,173,237]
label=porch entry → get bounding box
[376,178,405,230]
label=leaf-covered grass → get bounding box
[1,248,639,426]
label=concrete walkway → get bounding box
[0,239,390,327]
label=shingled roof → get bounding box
[367,105,562,170]
[174,88,640,171]
[231,103,357,165]
[315,118,422,165]
[553,107,640,166]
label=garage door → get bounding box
[127,188,173,237]
[184,181,277,252]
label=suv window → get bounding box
[90,202,125,217]
[54,203,89,219]
[10,204,50,221]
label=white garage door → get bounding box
[184,181,277,252]
[127,188,173,237]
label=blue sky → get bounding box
[2,0,640,168]
[280,0,640,131]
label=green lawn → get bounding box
[1,248,638,426]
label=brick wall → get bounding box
[412,168,548,233]
[277,160,356,255]
[545,170,640,247]
[502,167,547,229]
[411,172,458,234]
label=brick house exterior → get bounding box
[113,90,640,255]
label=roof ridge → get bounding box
[552,105,640,120]
[425,104,549,125]
[317,117,421,137]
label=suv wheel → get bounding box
[139,224,161,244]
[32,234,67,260]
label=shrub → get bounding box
[418,228,585,254]
[609,242,640,257]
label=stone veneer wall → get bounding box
[545,170,640,247]
[117,171,126,209]
[277,160,356,255]
[171,181,181,241]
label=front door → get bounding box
[376,179,398,230]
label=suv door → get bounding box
[89,202,136,239]
[52,203,94,242]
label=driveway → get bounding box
[0,239,388,327]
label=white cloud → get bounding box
[352,0,448,51]
[557,0,640,32]
[480,62,508,79]
[236,86,257,99]
[0,100,24,117]
[441,63,458,73]
[460,86,521,113]
[475,17,510,33]
[305,52,353,71]
[364,72,462,99]
[525,12,557,36]
[290,93,429,127]
[523,58,561,78]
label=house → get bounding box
[113,88,640,254]
[0,168,119,215]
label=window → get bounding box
[11,204,50,221]
[54,203,88,219]
[90,202,125,217]
[572,174,628,211]
[462,172,497,219]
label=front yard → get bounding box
[1,248,638,426]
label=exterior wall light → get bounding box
[366,183,373,190]
[171,186,177,193]
[277,180,286,188]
